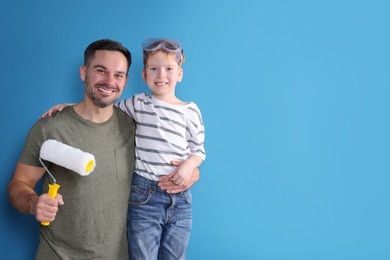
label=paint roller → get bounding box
[39,139,96,226]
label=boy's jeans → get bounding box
[128,173,192,260]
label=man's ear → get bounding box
[123,75,130,91]
[80,65,86,81]
[142,69,147,82]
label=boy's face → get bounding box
[80,50,129,108]
[142,51,183,101]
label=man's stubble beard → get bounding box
[84,82,118,108]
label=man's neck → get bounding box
[73,100,114,124]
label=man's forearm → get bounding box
[8,180,38,215]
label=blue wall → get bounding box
[1,0,390,259]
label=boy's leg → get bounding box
[158,190,193,260]
[128,174,167,259]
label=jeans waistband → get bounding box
[132,173,162,193]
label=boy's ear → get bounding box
[178,68,183,83]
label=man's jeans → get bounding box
[128,173,192,260]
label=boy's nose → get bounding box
[157,69,166,77]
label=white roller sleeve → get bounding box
[40,139,96,176]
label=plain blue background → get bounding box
[1,0,390,259]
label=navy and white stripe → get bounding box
[117,93,206,181]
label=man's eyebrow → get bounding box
[93,65,127,75]
[92,65,107,70]
[116,71,127,76]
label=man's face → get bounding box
[80,50,129,108]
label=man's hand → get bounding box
[35,193,64,222]
[158,160,200,194]
[8,163,65,223]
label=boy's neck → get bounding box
[152,93,186,106]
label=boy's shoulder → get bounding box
[133,92,149,99]
[126,92,150,102]
[187,101,201,111]
[117,92,149,106]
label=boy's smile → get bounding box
[142,51,183,103]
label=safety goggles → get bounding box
[142,38,182,62]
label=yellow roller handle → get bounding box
[41,183,61,226]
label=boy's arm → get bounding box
[160,104,206,192]
[40,103,74,118]
[116,95,136,119]
[39,100,125,118]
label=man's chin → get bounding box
[97,102,114,108]
[94,99,116,108]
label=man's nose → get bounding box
[103,73,116,84]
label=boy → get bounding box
[117,38,206,259]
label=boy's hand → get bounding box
[40,104,70,118]
[169,161,193,186]
[170,155,203,186]
[158,160,201,194]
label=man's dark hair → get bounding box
[84,39,132,74]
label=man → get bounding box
[8,39,198,259]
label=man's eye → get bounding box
[97,69,105,74]
[115,74,124,79]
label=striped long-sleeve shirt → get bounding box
[117,93,206,181]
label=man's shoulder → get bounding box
[114,106,135,124]
[37,106,74,126]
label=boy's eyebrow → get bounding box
[93,64,127,75]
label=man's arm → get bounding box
[8,163,63,222]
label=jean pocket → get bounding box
[183,189,192,205]
[129,185,151,205]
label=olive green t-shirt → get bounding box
[19,106,135,260]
